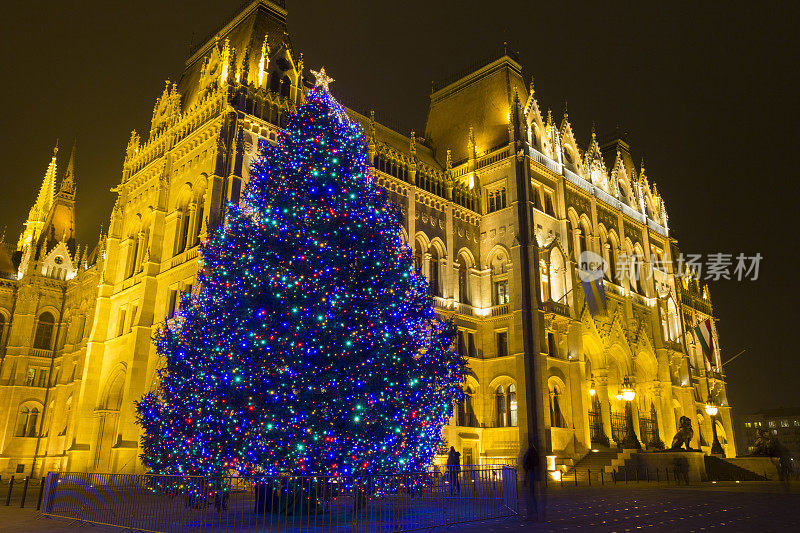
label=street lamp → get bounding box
[589,378,596,397]
[620,375,641,450]
[705,395,725,455]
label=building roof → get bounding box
[425,49,527,166]
[177,0,290,110]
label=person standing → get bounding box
[521,443,541,521]
[446,446,461,496]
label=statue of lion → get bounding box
[669,416,694,451]
[751,427,774,456]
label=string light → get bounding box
[136,84,465,483]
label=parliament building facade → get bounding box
[0,0,734,476]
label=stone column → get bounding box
[650,382,666,446]
[596,369,614,446]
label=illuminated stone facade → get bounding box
[0,0,734,475]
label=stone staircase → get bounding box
[706,456,769,481]
[559,448,638,483]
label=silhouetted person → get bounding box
[446,446,461,495]
[673,457,689,485]
[521,442,542,521]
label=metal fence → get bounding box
[41,465,517,532]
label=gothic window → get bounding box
[496,331,508,357]
[456,330,465,356]
[547,332,557,358]
[16,406,39,437]
[494,384,517,427]
[136,230,148,274]
[467,331,476,358]
[495,385,507,427]
[167,289,178,320]
[457,386,477,427]
[269,73,281,93]
[0,313,6,346]
[280,76,291,98]
[126,233,139,278]
[117,308,127,337]
[194,198,205,247]
[549,382,566,428]
[33,312,54,350]
[578,231,588,264]
[457,256,470,305]
[549,248,567,302]
[607,243,618,283]
[487,187,507,213]
[413,241,423,273]
[539,258,550,302]
[532,186,543,211]
[428,248,440,296]
[180,208,191,251]
[629,252,641,293]
[544,192,556,217]
[493,279,509,305]
[508,384,518,427]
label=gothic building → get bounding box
[0,0,734,476]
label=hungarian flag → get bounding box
[581,276,606,316]
[694,318,714,366]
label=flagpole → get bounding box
[721,349,746,368]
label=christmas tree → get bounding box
[137,69,465,480]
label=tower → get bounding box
[17,143,58,254]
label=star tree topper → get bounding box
[310,66,334,91]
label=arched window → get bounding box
[457,386,477,427]
[576,229,587,264]
[193,197,205,247]
[539,258,550,302]
[532,188,543,211]
[607,243,618,283]
[495,385,507,427]
[549,382,565,428]
[667,299,681,342]
[0,313,6,346]
[490,250,510,306]
[414,241,423,273]
[428,247,440,296]
[508,384,518,427]
[550,249,567,302]
[17,406,39,437]
[125,232,139,278]
[16,407,29,436]
[59,394,73,436]
[34,312,55,350]
[544,192,556,217]
[457,255,470,305]
[269,72,281,94]
[280,76,291,98]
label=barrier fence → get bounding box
[40,465,518,532]
[548,464,772,487]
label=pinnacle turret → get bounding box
[17,142,59,252]
[58,139,77,198]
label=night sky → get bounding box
[1,1,797,414]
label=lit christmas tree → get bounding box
[137,69,465,480]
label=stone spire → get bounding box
[34,139,78,259]
[58,139,77,199]
[17,142,58,252]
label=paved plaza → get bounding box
[1,482,798,532]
